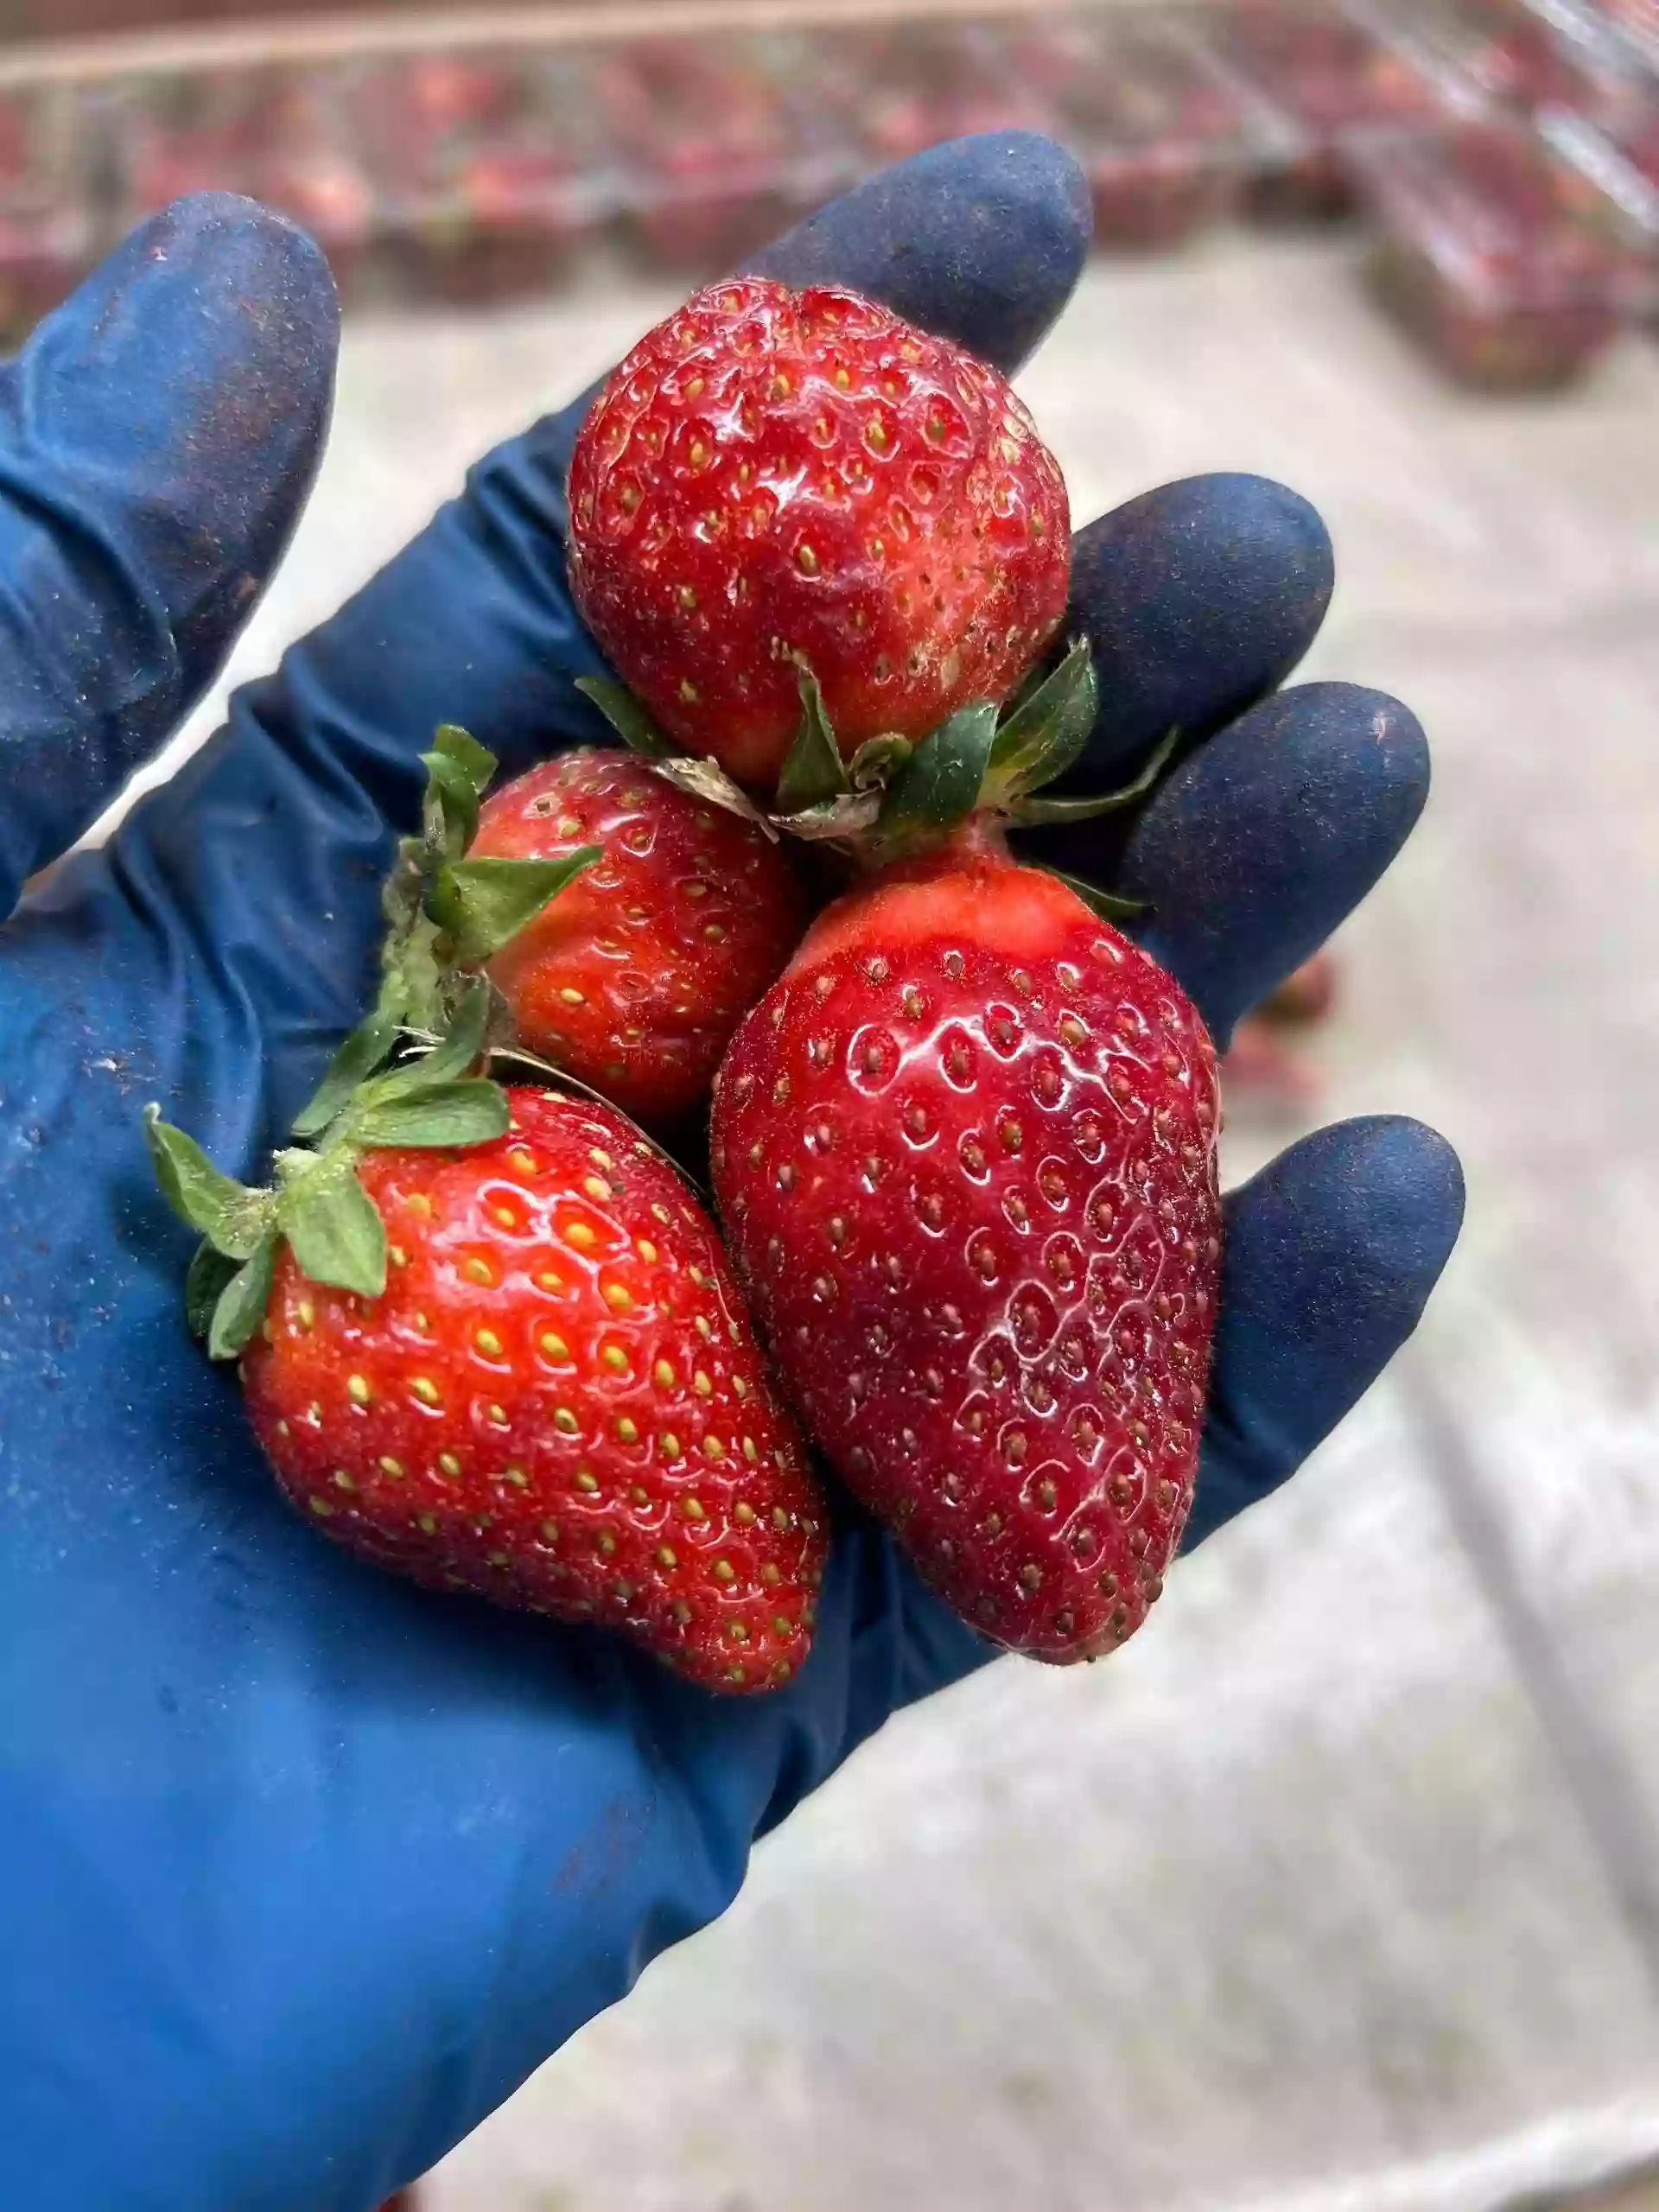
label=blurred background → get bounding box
[6,0,1659,2206]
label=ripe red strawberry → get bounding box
[710,839,1219,1663]
[148,1053,826,1695]
[565,276,1071,787]
[473,747,809,1127]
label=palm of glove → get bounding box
[0,145,1461,2212]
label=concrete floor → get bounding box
[128,234,1659,2211]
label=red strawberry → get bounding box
[564,277,1071,787]
[710,836,1219,1663]
[473,747,809,1127]
[147,1033,826,1695]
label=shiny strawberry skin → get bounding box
[474,748,810,1127]
[565,277,1071,786]
[241,1087,826,1694]
[709,855,1221,1662]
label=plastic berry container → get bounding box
[1356,118,1638,387]
[986,12,1266,250]
[0,81,97,346]
[1205,0,1446,219]
[1541,91,1659,321]
[803,19,1058,174]
[356,50,604,307]
[598,35,803,274]
[1378,0,1627,117]
[1583,0,1659,56]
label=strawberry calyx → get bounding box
[576,640,1179,905]
[372,722,601,1053]
[144,728,605,1361]
[145,976,512,1358]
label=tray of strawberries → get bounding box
[801,17,1060,175]
[351,48,612,306]
[1539,86,1659,318]
[1202,0,1450,219]
[981,10,1279,250]
[1354,115,1641,385]
[596,34,822,274]
[1363,0,1635,118]
[149,275,1224,1686]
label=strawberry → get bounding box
[351,723,808,1135]
[145,848,827,1694]
[472,747,809,1128]
[242,1090,822,1693]
[709,667,1219,1664]
[564,277,1071,788]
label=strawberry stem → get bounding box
[575,675,673,760]
[376,728,600,1047]
[146,981,515,1357]
[1042,866,1149,926]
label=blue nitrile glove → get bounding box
[0,142,1464,2212]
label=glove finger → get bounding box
[1185,1115,1465,1548]
[748,128,1091,371]
[0,194,337,916]
[1027,680,1430,1048]
[1065,473,1335,785]
[1129,682,1429,1046]
[527,130,1093,495]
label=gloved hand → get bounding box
[0,139,1463,2212]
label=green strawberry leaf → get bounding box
[430,722,497,793]
[289,1004,405,1139]
[986,639,1097,798]
[185,1239,240,1340]
[575,676,673,760]
[1043,865,1148,925]
[776,666,849,813]
[1011,726,1180,829]
[207,1227,279,1361]
[363,973,493,1103]
[143,1107,272,1260]
[876,701,1001,851]
[1003,656,1054,720]
[428,849,600,966]
[354,1080,511,1151]
[279,1161,387,1299]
